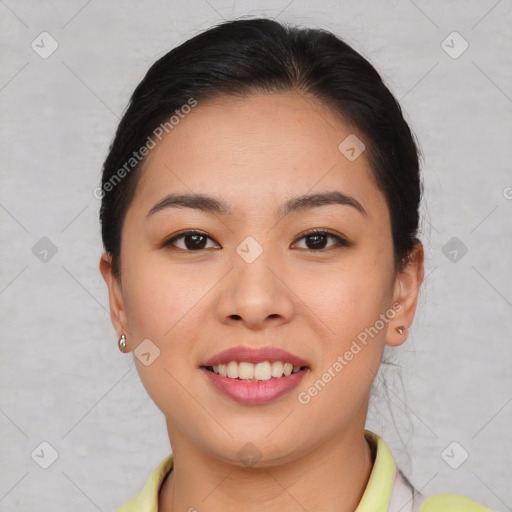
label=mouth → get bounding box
[200,360,310,405]
[200,345,310,404]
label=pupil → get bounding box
[307,234,326,249]
[185,234,206,250]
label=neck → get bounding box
[158,424,375,512]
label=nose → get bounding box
[214,244,295,330]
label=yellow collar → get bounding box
[356,429,397,511]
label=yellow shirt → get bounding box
[116,429,493,512]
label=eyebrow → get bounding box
[145,190,367,220]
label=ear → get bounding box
[99,252,129,343]
[386,241,424,347]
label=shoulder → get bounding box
[419,493,494,511]
[362,430,494,512]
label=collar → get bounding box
[357,430,418,512]
[117,429,412,512]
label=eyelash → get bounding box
[162,228,351,252]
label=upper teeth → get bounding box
[211,361,302,380]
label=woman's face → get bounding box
[101,90,422,465]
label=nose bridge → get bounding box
[235,236,277,293]
[216,234,294,327]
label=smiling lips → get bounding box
[200,345,310,405]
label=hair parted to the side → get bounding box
[99,17,422,279]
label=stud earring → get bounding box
[118,333,129,353]
[395,326,406,335]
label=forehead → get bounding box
[129,91,388,222]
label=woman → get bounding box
[98,17,493,512]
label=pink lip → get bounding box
[201,345,310,367]
[201,367,309,405]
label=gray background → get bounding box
[1,1,511,511]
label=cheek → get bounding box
[294,269,389,421]
[120,255,203,416]
[122,246,203,339]
[294,252,392,373]
[299,253,390,326]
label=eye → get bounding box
[162,228,351,252]
[162,230,220,251]
[292,229,351,251]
